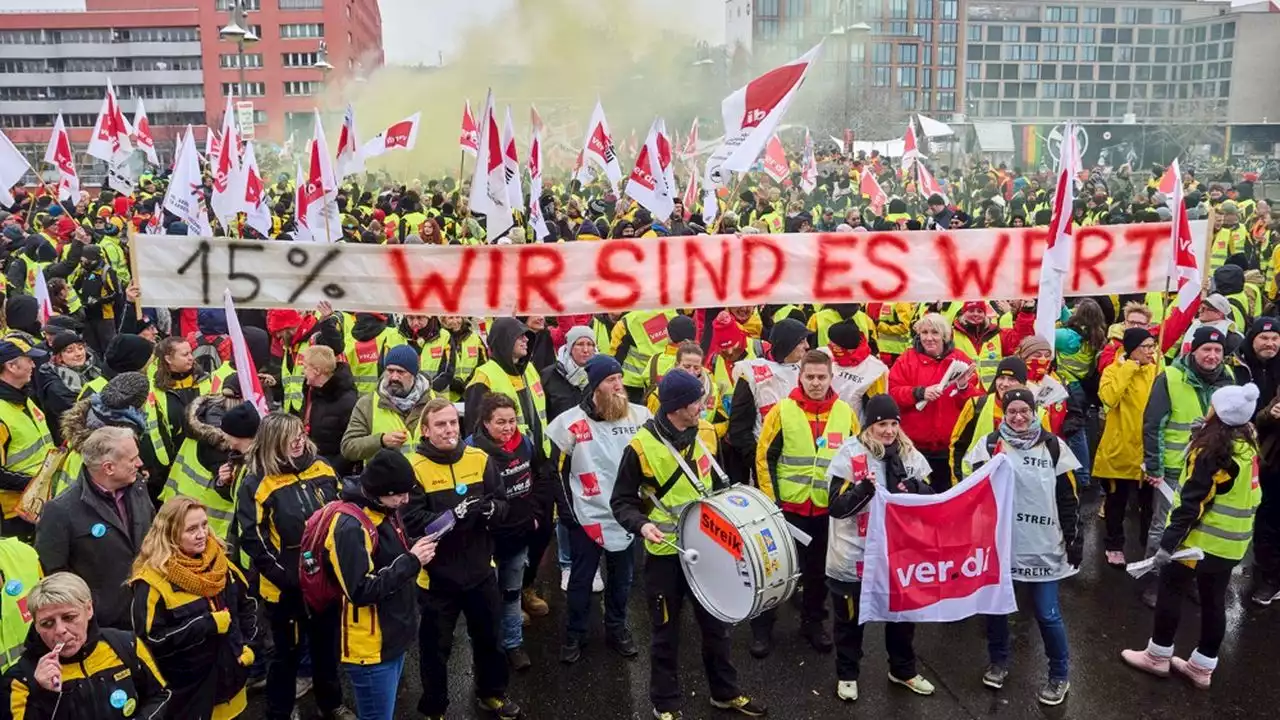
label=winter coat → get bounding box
[340,385,432,465]
[466,428,554,555]
[302,363,359,476]
[1093,358,1159,480]
[35,361,102,446]
[886,342,984,454]
[540,361,587,422]
[1142,355,1238,476]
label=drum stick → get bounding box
[786,522,814,546]
[659,538,700,564]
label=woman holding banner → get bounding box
[824,394,937,703]
[964,388,1081,707]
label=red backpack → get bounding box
[299,501,379,614]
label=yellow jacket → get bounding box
[1093,357,1159,480]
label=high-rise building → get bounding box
[0,0,382,182]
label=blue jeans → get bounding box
[495,546,529,650]
[556,521,572,571]
[565,523,635,640]
[1066,427,1091,490]
[344,654,405,720]
[986,580,1069,681]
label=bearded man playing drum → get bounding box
[611,370,768,720]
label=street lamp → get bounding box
[220,1,258,101]
[313,41,335,73]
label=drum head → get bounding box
[677,492,760,623]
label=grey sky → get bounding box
[378,0,724,66]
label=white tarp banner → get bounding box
[133,221,1202,315]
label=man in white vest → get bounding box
[547,355,650,666]
[727,318,810,484]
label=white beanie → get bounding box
[563,325,595,350]
[1211,383,1259,427]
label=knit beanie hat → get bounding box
[768,319,809,362]
[994,356,1028,384]
[220,402,261,439]
[361,449,419,497]
[104,334,155,374]
[1211,383,1259,427]
[668,315,697,344]
[862,394,900,427]
[584,354,622,396]
[1001,387,1037,410]
[1122,327,1153,355]
[1191,325,1226,352]
[563,325,596,351]
[1016,335,1052,359]
[51,332,85,355]
[1250,316,1280,337]
[100,372,150,410]
[828,321,862,351]
[383,345,420,376]
[658,369,705,414]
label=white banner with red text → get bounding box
[132,222,1205,315]
[858,454,1016,624]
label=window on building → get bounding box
[1082,46,1097,61]
[282,51,319,67]
[279,0,324,8]
[897,67,916,87]
[967,24,981,41]
[940,45,956,65]
[1100,8,1115,23]
[916,0,933,19]
[889,21,909,35]
[116,28,200,42]
[938,91,955,111]
[898,43,917,63]
[280,23,324,38]
[941,0,957,19]
[217,0,261,9]
[1085,7,1099,23]
[220,53,263,69]
[1081,27,1095,43]
[938,69,956,88]
[900,91,917,110]
[283,80,322,95]
[1078,65,1092,80]
[922,44,932,64]
[873,67,890,86]
[940,23,957,42]
[1047,6,1061,22]
[912,23,932,41]
[1157,9,1174,24]
[1023,63,1040,79]
[890,0,908,18]
[221,81,265,96]
[1098,46,1112,62]
[873,43,891,63]
[756,0,779,14]
[1122,8,1137,24]
[966,62,981,79]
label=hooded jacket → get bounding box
[540,358,588,422]
[463,319,540,442]
[183,394,238,496]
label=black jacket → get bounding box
[540,361,587,422]
[35,362,102,447]
[302,364,359,477]
[467,428,554,555]
[1161,448,1241,564]
[33,473,155,629]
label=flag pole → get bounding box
[458,150,465,188]
[1200,206,1217,295]
[126,223,144,320]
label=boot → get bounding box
[800,622,833,654]
[1120,644,1172,678]
[522,588,549,617]
[748,626,773,659]
[1170,652,1215,689]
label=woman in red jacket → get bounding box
[887,312,983,489]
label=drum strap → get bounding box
[657,435,721,498]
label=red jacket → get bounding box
[887,345,984,453]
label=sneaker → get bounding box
[506,646,532,672]
[295,677,313,699]
[982,664,1009,689]
[1105,550,1126,567]
[592,568,605,593]
[1038,679,1070,706]
[607,630,639,659]
[560,636,584,664]
[889,673,935,696]
[836,680,859,702]
[477,695,522,719]
[521,588,549,617]
[560,567,570,592]
[1170,656,1213,689]
[652,710,683,720]
[800,622,833,654]
[1120,648,1171,677]
[709,695,767,716]
[1251,583,1279,607]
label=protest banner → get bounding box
[858,453,1016,624]
[133,221,1204,316]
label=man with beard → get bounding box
[1142,326,1238,607]
[341,345,433,463]
[1238,318,1280,605]
[611,370,767,720]
[548,356,649,665]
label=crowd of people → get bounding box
[0,151,1274,720]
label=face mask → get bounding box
[1026,357,1051,382]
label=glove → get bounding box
[1066,537,1084,568]
[1152,548,1173,570]
[211,609,232,635]
[237,646,255,667]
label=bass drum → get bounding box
[676,485,799,624]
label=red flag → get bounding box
[860,169,887,215]
[916,162,945,203]
[334,104,364,179]
[682,162,700,221]
[762,134,789,183]
[1162,158,1202,344]
[681,117,700,160]
[1157,161,1179,196]
[459,100,479,157]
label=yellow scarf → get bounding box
[164,542,229,598]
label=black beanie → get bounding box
[668,315,697,344]
[862,394,900,426]
[828,320,862,350]
[1001,387,1037,410]
[361,449,419,497]
[994,356,1028,385]
[104,334,155,373]
[1122,327,1153,355]
[1190,325,1225,352]
[769,318,809,362]
[1250,316,1280,337]
[220,402,261,439]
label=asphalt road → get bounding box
[258,494,1279,719]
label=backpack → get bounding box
[299,501,379,614]
[193,334,231,375]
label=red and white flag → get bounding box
[132,99,158,166]
[459,100,479,157]
[573,100,623,189]
[800,128,817,194]
[1163,158,1203,331]
[860,168,888,216]
[680,117,700,161]
[299,111,342,243]
[1156,160,1179,198]
[205,129,220,165]
[362,112,421,158]
[625,118,675,220]
[704,43,821,188]
[1035,121,1082,350]
[162,126,212,236]
[502,106,523,211]
[241,142,272,238]
[467,89,512,242]
[528,120,549,241]
[916,162,946,203]
[86,79,133,163]
[682,162,701,221]
[859,454,1016,623]
[0,130,31,208]
[210,92,244,229]
[530,104,544,135]
[224,289,270,416]
[335,104,365,180]
[901,119,923,174]
[657,119,677,205]
[43,114,80,202]
[292,156,308,241]
[33,266,54,324]
[762,134,789,183]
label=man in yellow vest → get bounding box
[612,309,679,404]
[0,338,54,540]
[751,350,859,659]
[610,370,767,720]
[343,312,406,398]
[340,345,433,465]
[0,526,39,671]
[952,301,1008,389]
[442,316,487,402]
[1209,201,1249,272]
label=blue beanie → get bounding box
[383,345,420,376]
[658,369,704,415]
[585,354,622,394]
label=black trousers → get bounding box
[646,553,740,713]
[1103,479,1155,553]
[265,597,342,720]
[829,579,918,682]
[522,510,555,589]
[922,450,952,492]
[750,511,829,636]
[417,575,509,716]
[1254,466,1280,587]
[1152,556,1236,658]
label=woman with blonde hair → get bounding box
[130,497,256,720]
[233,412,347,720]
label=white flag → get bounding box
[133,99,159,166]
[162,127,209,235]
[86,79,133,163]
[574,100,623,190]
[800,128,817,194]
[224,289,270,416]
[211,92,245,229]
[334,104,365,180]
[624,118,675,220]
[241,142,273,238]
[33,268,54,325]
[0,130,31,208]
[1035,122,1082,351]
[528,122,550,241]
[502,106,523,211]
[361,112,420,158]
[292,157,311,242]
[299,111,342,243]
[467,90,512,242]
[43,115,80,203]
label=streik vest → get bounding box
[0,538,38,672]
[775,399,853,509]
[732,359,800,438]
[162,439,236,540]
[620,310,678,389]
